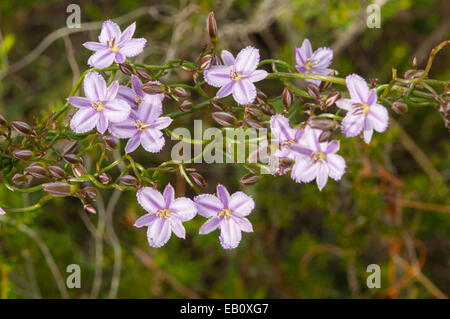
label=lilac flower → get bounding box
[117,75,164,110]
[0,207,5,215]
[336,74,389,144]
[195,185,255,249]
[135,184,197,248]
[109,98,172,153]
[83,21,146,69]
[68,72,131,134]
[295,39,333,86]
[290,126,346,191]
[204,46,268,105]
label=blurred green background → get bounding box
[0,0,449,298]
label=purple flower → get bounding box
[68,72,131,134]
[195,185,255,249]
[336,74,389,144]
[0,207,5,215]
[83,21,146,69]
[135,184,197,248]
[117,75,164,110]
[204,46,268,105]
[290,126,346,190]
[109,98,172,153]
[295,39,333,86]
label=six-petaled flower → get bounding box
[295,39,334,86]
[117,75,165,110]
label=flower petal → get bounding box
[204,65,232,87]
[232,79,256,105]
[96,114,108,134]
[232,216,253,233]
[140,128,165,153]
[117,86,136,108]
[151,116,172,130]
[310,47,333,69]
[199,217,221,234]
[137,187,165,213]
[114,51,126,64]
[368,103,389,133]
[246,70,268,82]
[346,74,369,103]
[235,46,260,74]
[83,41,107,51]
[134,213,157,228]
[170,197,197,222]
[194,194,223,218]
[327,154,346,181]
[341,113,365,138]
[228,192,255,217]
[325,140,340,154]
[105,81,119,101]
[221,50,235,66]
[119,38,146,57]
[137,99,162,124]
[147,218,171,248]
[270,114,296,142]
[87,49,115,69]
[291,159,318,183]
[367,89,378,106]
[103,99,131,123]
[118,22,136,44]
[217,185,231,207]
[295,39,313,65]
[216,82,234,99]
[316,163,329,191]
[170,218,186,239]
[219,218,242,249]
[163,184,175,207]
[336,98,354,111]
[99,20,121,43]
[131,75,143,98]
[70,108,98,133]
[68,97,91,108]
[84,72,107,101]
[125,133,141,153]
[109,116,136,138]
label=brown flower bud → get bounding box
[0,114,8,127]
[103,136,119,151]
[172,87,191,99]
[245,118,263,129]
[306,84,320,100]
[319,80,333,91]
[246,106,262,118]
[11,121,32,135]
[189,172,207,190]
[308,116,336,131]
[212,112,237,127]
[256,91,268,104]
[325,92,341,107]
[282,87,293,109]
[98,173,111,185]
[318,130,333,143]
[211,100,226,111]
[179,99,193,112]
[119,62,134,76]
[206,11,218,45]
[24,163,48,178]
[404,69,424,80]
[72,164,87,177]
[82,186,98,201]
[13,149,33,160]
[260,103,276,116]
[84,204,97,214]
[199,54,213,70]
[12,173,30,186]
[42,182,73,196]
[135,68,151,81]
[239,173,260,186]
[48,165,66,179]
[119,175,138,186]
[141,83,165,94]
[63,140,78,155]
[279,157,294,169]
[392,101,408,115]
[63,153,83,164]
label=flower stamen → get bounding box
[91,101,104,112]
[304,57,319,71]
[230,69,242,82]
[134,120,150,132]
[156,208,170,218]
[310,151,326,163]
[217,208,232,219]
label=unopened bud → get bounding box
[308,116,336,131]
[325,92,341,107]
[245,118,263,129]
[306,84,320,100]
[260,103,276,116]
[11,121,32,135]
[282,87,293,109]
[98,173,111,185]
[412,57,417,69]
[239,173,260,186]
[179,99,193,112]
[211,100,226,111]
[392,101,408,115]
[84,204,97,214]
[404,69,424,80]
[172,87,191,99]
[199,54,213,70]
[189,172,207,190]
[119,175,138,186]
[318,130,333,143]
[42,182,73,196]
[135,68,151,81]
[63,140,78,155]
[119,62,133,76]
[63,153,83,164]
[48,165,66,179]
[24,163,48,178]
[279,158,294,169]
[206,11,218,45]
[103,136,119,151]
[212,112,236,127]
[12,173,30,186]
[0,114,8,127]
[246,106,262,118]
[256,91,268,104]
[13,149,33,160]
[82,187,98,201]
[141,83,165,95]
[72,164,87,177]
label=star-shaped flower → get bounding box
[295,39,333,86]
[117,75,164,110]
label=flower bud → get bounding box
[189,172,207,190]
[199,54,213,70]
[212,112,237,127]
[0,114,8,127]
[63,140,78,155]
[308,116,336,131]
[179,99,193,112]
[392,101,408,115]
[279,157,294,170]
[72,164,87,177]
[11,121,32,135]
[206,11,218,45]
[63,153,83,164]
[12,173,30,186]
[172,87,191,99]
[325,92,341,107]
[141,83,165,94]
[319,80,333,91]
[136,68,151,81]
[42,182,73,196]
[84,204,97,214]
[306,84,320,100]
[318,130,333,143]
[98,173,111,185]
[260,103,276,116]
[245,118,263,129]
[256,91,268,104]
[24,163,48,178]
[282,87,293,109]
[211,100,226,111]
[103,136,119,151]
[246,106,262,118]
[404,69,424,80]
[239,173,260,186]
[82,186,98,201]
[119,62,134,76]
[48,165,66,179]
[119,175,138,186]
[13,149,33,160]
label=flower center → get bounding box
[134,120,150,132]
[217,208,232,219]
[352,103,370,115]
[156,208,170,218]
[106,37,120,52]
[280,140,297,149]
[304,57,319,71]
[230,69,242,82]
[310,151,326,163]
[91,101,104,112]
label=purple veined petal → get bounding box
[235,46,260,75]
[118,22,136,44]
[368,103,389,133]
[291,159,319,183]
[300,126,321,152]
[194,194,223,218]
[326,154,346,181]
[217,185,231,207]
[114,51,126,64]
[131,75,143,98]
[325,140,340,154]
[96,113,108,134]
[219,218,242,249]
[216,82,234,99]
[147,218,172,248]
[336,98,354,111]
[270,114,296,142]
[117,86,136,108]
[151,116,172,130]
[125,133,141,153]
[290,144,313,157]
[228,192,255,217]
[316,162,329,191]
[67,96,91,108]
[170,197,197,222]
[105,81,119,101]
[221,50,235,66]
[134,213,158,228]
[232,216,253,233]
[140,128,165,153]
[310,47,333,69]
[136,187,165,213]
[103,99,131,123]
[232,79,257,105]
[163,184,175,207]
[363,119,374,144]
[246,70,268,82]
[109,117,136,138]
[83,41,107,51]
[346,74,369,103]
[84,72,107,101]
[87,49,116,69]
[296,39,313,66]
[170,218,186,239]
[137,99,162,123]
[99,20,121,43]
[199,217,221,234]
[119,38,146,57]
[0,207,5,215]
[341,113,365,138]
[367,89,378,106]
[204,65,232,87]
[70,108,99,133]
